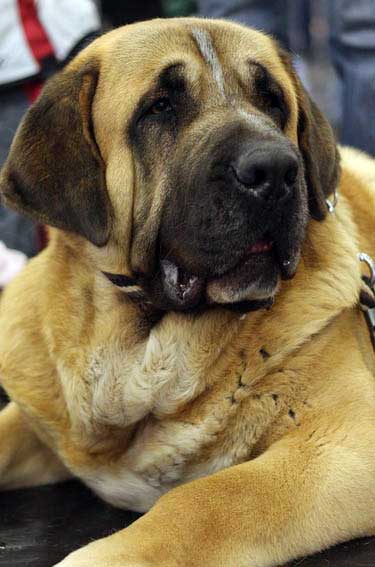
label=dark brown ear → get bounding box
[278,49,340,220]
[0,62,112,246]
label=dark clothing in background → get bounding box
[101,0,162,27]
[0,87,37,256]
[329,0,375,153]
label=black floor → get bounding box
[0,480,374,567]
[0,481,140,566]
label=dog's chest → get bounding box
[81,415,242,513]
[70,325,273,512]
[81,405,265,513]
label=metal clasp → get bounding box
[358,252,375,288]
[325,188,338,214]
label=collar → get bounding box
[102,271,137,287]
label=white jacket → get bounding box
[0,0,100,86]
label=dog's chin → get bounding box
[206,252,279,305]
[158,244,281,313]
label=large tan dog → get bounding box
[0,17,374,567]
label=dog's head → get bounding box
[0,18,340,312]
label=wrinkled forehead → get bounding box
[91,19,298,143]
[99,19,292,89]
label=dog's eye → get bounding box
[147,98,173,116]
[251,62,288,128]
[262,91,286,127]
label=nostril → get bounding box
[231,164,268,189]
[249,167,267,188]
[284,165,298,187]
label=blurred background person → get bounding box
[0,0,101,281]
[329,0,375,154]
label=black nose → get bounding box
[231,144,299,202]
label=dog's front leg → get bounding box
[0,402,70,490]
[54,419,375,567]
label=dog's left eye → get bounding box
[252,62,288,129]
[265,92,286,124]
[147,98,173,116]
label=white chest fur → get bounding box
[71,312,242,512]
[82,416,239,512]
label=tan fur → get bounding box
[0,18,374,567]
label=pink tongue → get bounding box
[247,240,273,254]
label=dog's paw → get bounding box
[54,550,147,567]
[53,499,181,567]
[52,535,154,567]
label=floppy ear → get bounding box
[0,62,112,246]
[278,49,340,220]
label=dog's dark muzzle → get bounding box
[153,121,309,311]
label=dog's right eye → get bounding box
[146,98,174,117]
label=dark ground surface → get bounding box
[0,477,374,567]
